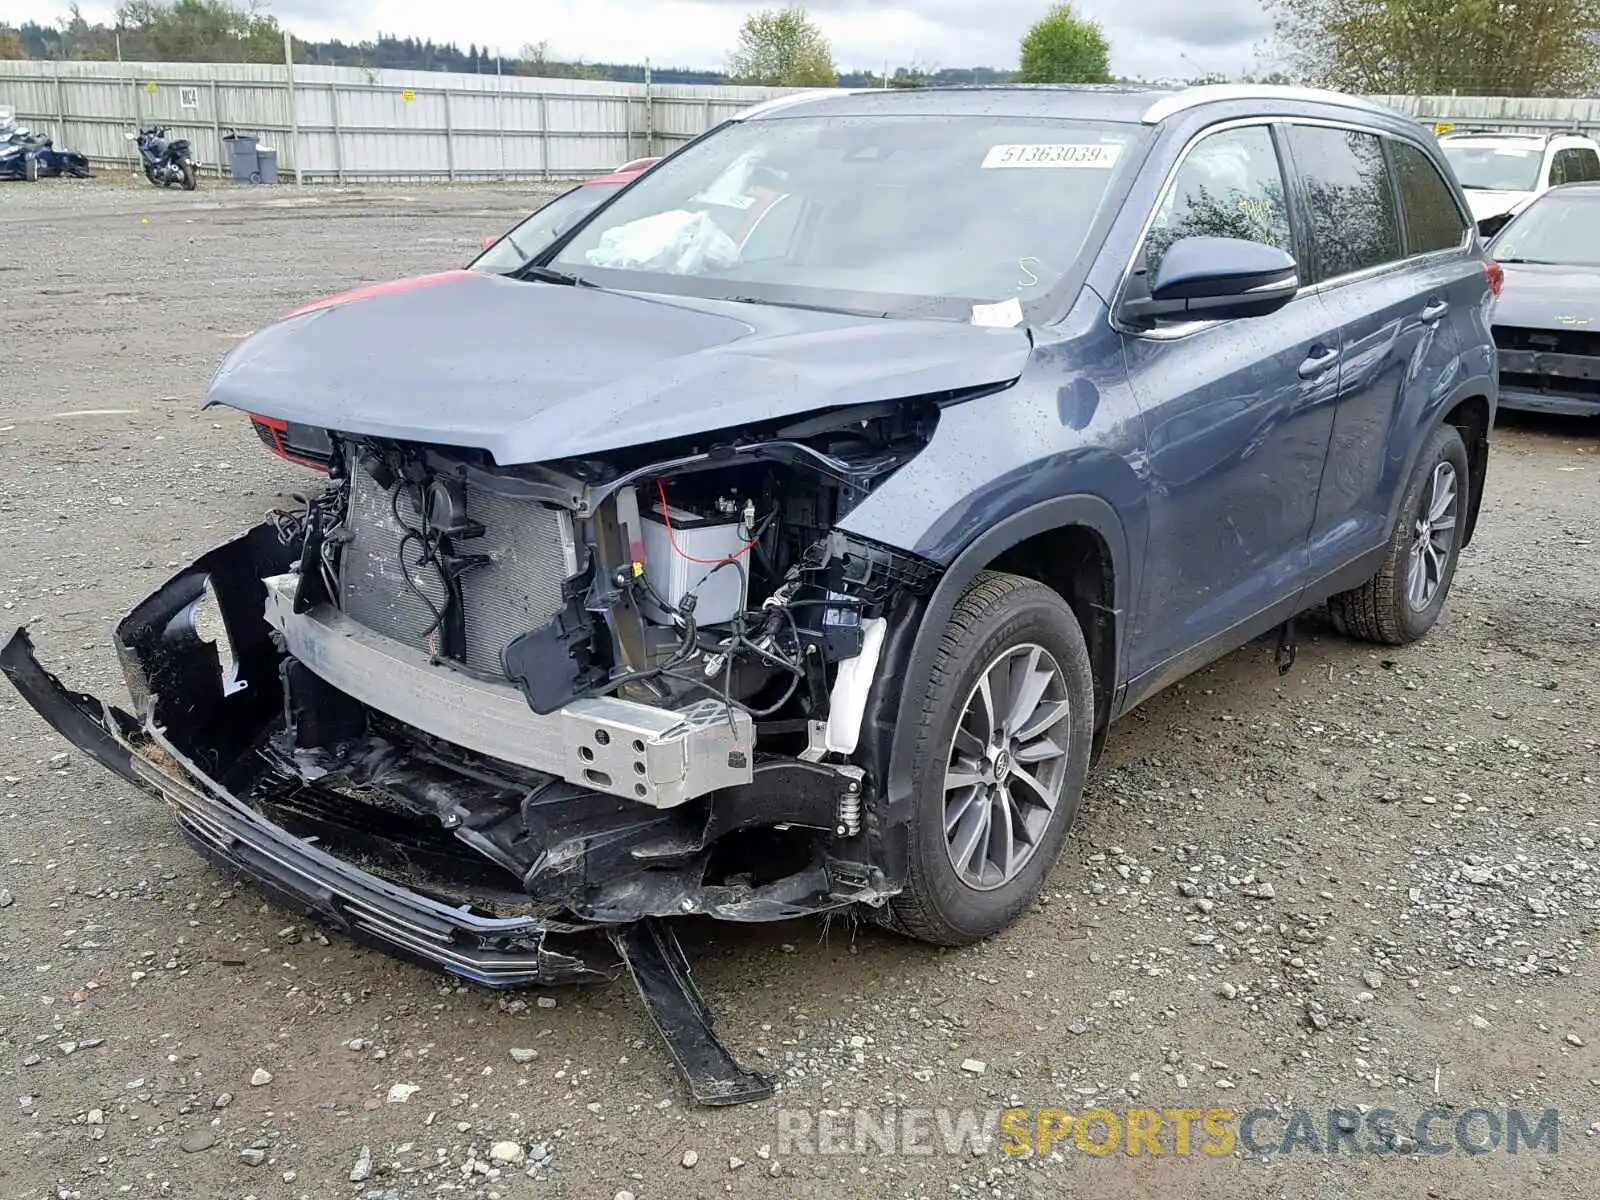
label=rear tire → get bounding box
[1328,423,1469,645]
[180,162,197,191]
[884,572,1094,946]
[23,154,38,182]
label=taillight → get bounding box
[1484,260,1504,297]
[249,413,330,472]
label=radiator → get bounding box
[338,466,578,677]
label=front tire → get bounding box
[1328,423,1469,645]
[886,572,1094,946]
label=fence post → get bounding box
[208,78,221,177]
[625,92,635,162]
[284,30,302,185]
[444,88,455,181]
[53,59,66,145]
[644,59,654,157]
[496,58,507,181]
[539,92,550,179]
[330,82,344,183]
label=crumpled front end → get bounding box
[1,526,609,987]
[3,397,958,1103]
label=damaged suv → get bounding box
[3,84,1498,1104]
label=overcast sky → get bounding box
[0,0,1275,80]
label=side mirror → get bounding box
[124,132,138,141]
[1121,236,1299,323]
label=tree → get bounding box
[1264,0,1600,96]
[1017,4,1112,84]
[0,28,24,59]
[728,6,837,87]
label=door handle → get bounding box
[1420,298,1450,323]
[1298,345,1339,379]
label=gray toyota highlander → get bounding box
[3,83,1498,1104]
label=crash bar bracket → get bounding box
[610,920,774,1107]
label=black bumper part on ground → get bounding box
[2,624,777,1104]
[1,626,610,986]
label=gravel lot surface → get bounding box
[1,174,1597,1200]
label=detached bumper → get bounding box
[0,628,611,986]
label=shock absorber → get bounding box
[836,772,863,838]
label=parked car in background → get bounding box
[240,157,664,470]
[1486,181,1600,417]
[1438,130,1600,237]
[4,84,1498,1106]
[0,108,91,180]
[470,156,660,272]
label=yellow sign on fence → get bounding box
[1434,121,1455,135]
[401,88,416,103]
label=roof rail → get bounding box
[732,90,857,121]
[1437,127,1547,140]
[1140,83,1398,124]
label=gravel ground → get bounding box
[1,175,1598,1200]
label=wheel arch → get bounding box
[865,495,1129,846]
[1440,390,1492,548]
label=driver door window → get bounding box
[1141,124,1294,282]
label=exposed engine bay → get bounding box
[225,403,944,926]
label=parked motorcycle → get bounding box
[0,111,91,181]
[128,127,198,190]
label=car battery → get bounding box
[640,503,749,626]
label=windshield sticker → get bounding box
[971,297,1024,328]
[982,143,1123,170]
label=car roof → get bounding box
[584,160,658,186]
[1441,130,1598,147]
[736,83,1414,129]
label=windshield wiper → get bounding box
[1495,257,1559,265]
[721,295,891,319]
[519,264,598,288]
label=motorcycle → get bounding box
[0,111,91,181]
[128,127,198,191]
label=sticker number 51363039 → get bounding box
[981,143,1124,169]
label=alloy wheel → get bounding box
[943,643,1073,891]
[1406,460,1458,612]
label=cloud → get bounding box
[0,0,1273,79]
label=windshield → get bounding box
[1492,191,1600,266]
[471,183,624,274]
[1441,143,1543,192]
[547,114,1140,320]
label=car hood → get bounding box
[1464,189,1532,221]
[207,272,1032,464]
[1493,261,1600,330]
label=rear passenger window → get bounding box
[1580,149,1600,182]
[1390,139,1467,254]
[1143,125,1293,279]
[1286,126,1403,282]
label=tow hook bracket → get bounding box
[1274,616,1298,676]
[611,919,774,1107]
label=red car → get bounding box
[470,157,660,272]
[252,158,662,469]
